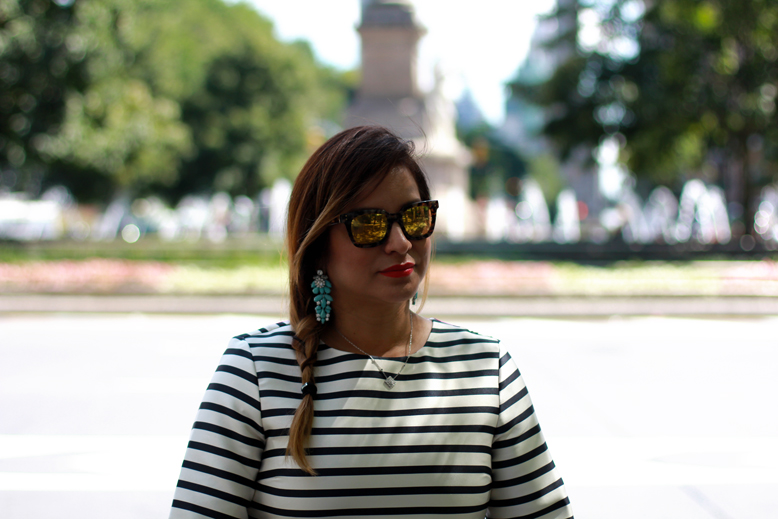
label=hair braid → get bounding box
[286,313,321,475]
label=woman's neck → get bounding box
[326,303,414,358]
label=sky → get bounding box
[243,0,557,125]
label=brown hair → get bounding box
[285,126,430,473]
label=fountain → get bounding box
[484,197,513,243]
[3,176,774,252]
[755,185,778,249]
[513,179,551,242]
[673,179,731,244]
[642,186,678,244]
[266,178,291,238]
[552,188,581,243]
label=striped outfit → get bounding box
[170,319,573,519]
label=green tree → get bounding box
[514,0,778,233]
[0,0,84,193]
[2,0,351,202]
[459,125,527,200]
[167,3,345,200]
[2,0,194,199]
[88,0,351,201]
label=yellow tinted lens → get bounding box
[351,212,388,244]
[402,205,431,237]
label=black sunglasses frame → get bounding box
[330,200,439,248]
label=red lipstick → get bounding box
[379,262,415,278]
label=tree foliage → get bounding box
[513,0,778,229]
[459,125,527,200]
[170,4,330,200]
[1,0,352,202]
[0,0,84,192]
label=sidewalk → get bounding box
[1,293,777,316]
[1,314,776,519]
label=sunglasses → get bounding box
[331,200,439,248]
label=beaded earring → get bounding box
[412,292,418,305]
[311,270,333,323]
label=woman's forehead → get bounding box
[352,168,421,209]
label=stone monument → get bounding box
[346,0,473,239]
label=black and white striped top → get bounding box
[170,319,573,519]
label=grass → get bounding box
[0,236,286,268]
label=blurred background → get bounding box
[1,0,777,518]
[2,0,778,253]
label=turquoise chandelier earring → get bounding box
[312,270,333,323]
[412,292,418,305]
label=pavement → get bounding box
[1,293,778,317]
[0,312,776,519]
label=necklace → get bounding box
[337,313,413,389]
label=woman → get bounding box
[170,126,573,518]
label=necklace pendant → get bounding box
[383,376,396,389]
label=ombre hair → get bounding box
[285,126,430,473]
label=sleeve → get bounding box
[487,344,574,519]
[170,337,265,519]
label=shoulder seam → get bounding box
[429,318,500,343]
[233,321,293,341]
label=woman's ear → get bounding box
[312,240,329,275]
[316,256,329,276]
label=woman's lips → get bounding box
[379,263,415,278]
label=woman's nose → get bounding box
[384,221,412,253]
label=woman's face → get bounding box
[325,167,431,310]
